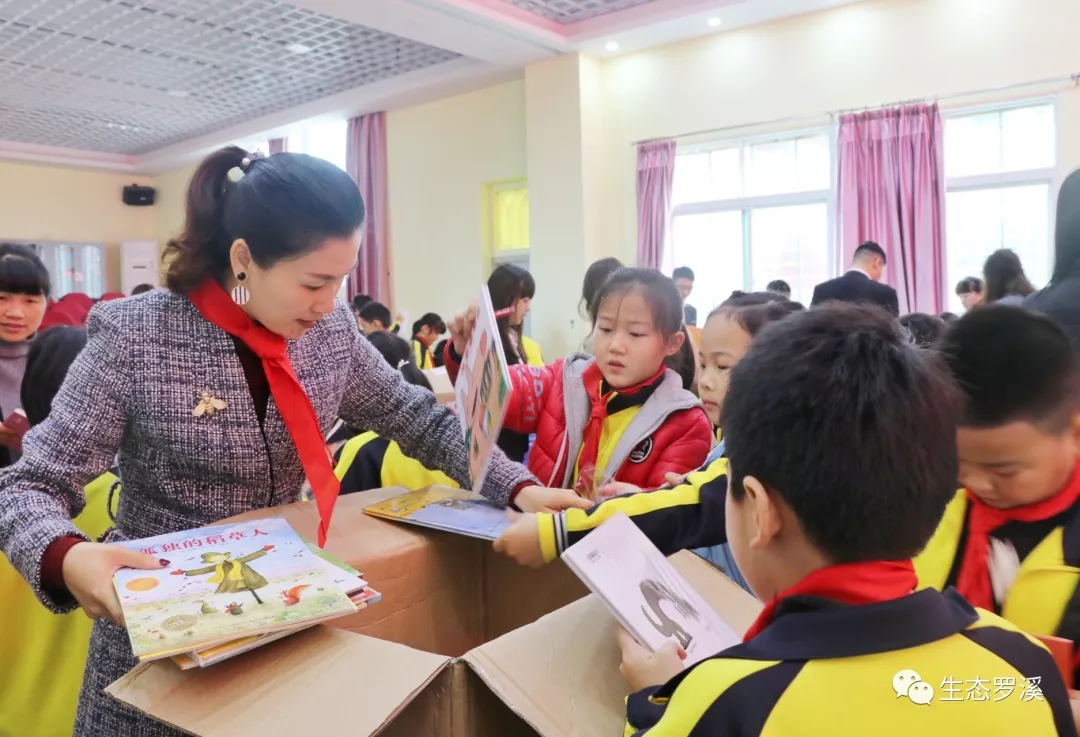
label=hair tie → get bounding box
[397,359,408,370]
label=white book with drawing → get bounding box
[561,512,741,666]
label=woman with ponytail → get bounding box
[0,146,588,737]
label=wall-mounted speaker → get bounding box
[123,184,156,206]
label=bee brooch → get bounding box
[193,391,227,417]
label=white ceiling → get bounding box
[0,0,866,172]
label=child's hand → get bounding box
[493,511,544,568]
[596,481,643,500]
[616,626,686,692]
[448,301,478,356]
[514,485,593,513]
[664,472,689,487]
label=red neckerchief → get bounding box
[956,460,1080,610]
[743,560,917,642]
[188,279,340,546]
[573,362,666,499]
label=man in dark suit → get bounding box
[673,266,697,326]
[811,241,899,315]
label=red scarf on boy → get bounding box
[189,279,339,547]
[573,362,665,499]
[743,560,917,642]
[955,460,1080,610]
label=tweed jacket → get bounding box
[0,289,535,737]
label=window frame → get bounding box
[942,98,1058,304]
[669,127,838,296]
[16,241,108,298]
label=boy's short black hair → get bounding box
[955,277,983,296]
[131,283,154,295]
[939,306,1080,431]
[0,243,51,297]
[899,313,947,348]
[352,294,373,313]
[672,266,695,282]
[358,301,392,329]
[22,326,88,426]
[709,291,805,337]
[939,312,958,323]
[765,279,791,297]
[853,241,887,264]
[723,304,959,563]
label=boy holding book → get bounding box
[615,305,1073,735]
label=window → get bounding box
[669,131,833,309]
[288,120,348,171]
[944,103,1056,311]
[27,242,107,298]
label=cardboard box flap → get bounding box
[461,551,763,737]
[107,627,450,737]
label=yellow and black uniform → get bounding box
[335,431,456,494]
[522,335,543,367]
[0,472,119,737]
[411,338,435,370]
[626,589,1074,736]
[538,457,727,562]
[914,489,1080,667]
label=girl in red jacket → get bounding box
[446,268,713,501]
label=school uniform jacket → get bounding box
[914,490,1080,671]
[335,430,457,494]
[448,351,712,491]
[0,289,535,737]
[627,589,1074,736]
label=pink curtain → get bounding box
[636,140,677,269]
[268,138,287,154]
[837,104,947,314]
[346,112,390,302]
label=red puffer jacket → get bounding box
[447,350,712,494]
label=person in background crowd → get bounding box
[983,248,1036,306]
[581,257,624,324]
[431,338,448,368]
[486,263,542,462]
[447,267,713,499]
[766,279,791,298]
[357,301,393,335]
[0,146,578,737]
[130,284,154,296]
[811,241,899,315]
[1026,168,1080,346]
[335,331,458,494]
[616,305,1072,737]
[939,312,959,323]
[899,312,947,348]
[955,276,985,311]
[351,293,372,317]
[0,326,116,737]
[98,292,125,302]
[672,266,697,326]
[410,312,445,370]
[38,291,92,331]
[0,244,50,466]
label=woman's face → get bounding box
[236,233,359,340]
[512,296,531,327]
[0,291,47,342]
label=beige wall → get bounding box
[386,80,527,323]
[0,160,156,291]
[153,164,196,254]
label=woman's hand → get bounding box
[448,301,478,355]
[62,542,168,624]
[616,626,686,692]
[514,485,594,514]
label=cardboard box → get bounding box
[107,490,761,736]
[424,367,456,406]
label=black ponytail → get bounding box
[366,331,433,391]
[164,145,364,293]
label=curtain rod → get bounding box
[631,72,1080,146]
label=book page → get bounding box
[365,488,511,540]
[562,513,740,666]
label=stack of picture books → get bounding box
[112,517,379,669]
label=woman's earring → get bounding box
[231,272,250,305]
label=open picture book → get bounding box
[561,512,740,666]
[363,486,511,541]
[112,517,379,668]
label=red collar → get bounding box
[581,362,666,407]
[743,560,917,641]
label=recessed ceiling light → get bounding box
[605,40,619,52]
[286,42,312,54]
[105,122,140,132]
[707,17,722,27]
[166,89,189,98]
